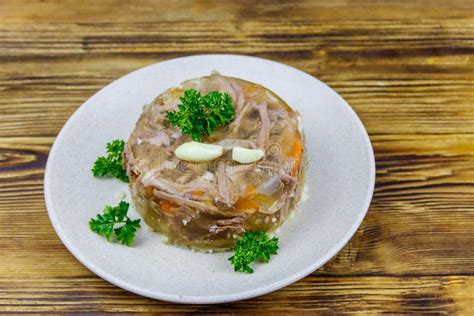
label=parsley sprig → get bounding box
[166,89,235,142]
[229,231,279,273]
[89,201,141,246]
[92,139,129,182]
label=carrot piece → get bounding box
[157,199,176,216]
[290,133,303,176]
[190,190,205,197]
[235,197,260,210]
[234,188,273,211]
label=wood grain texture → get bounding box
[1,19,473,136]
[0,0,473,313]
[1,276,473,313]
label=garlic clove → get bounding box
[232,146,265,164]
[175,141,224,162]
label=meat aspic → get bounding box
[123,73,305,251]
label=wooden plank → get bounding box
[0,50,472,136]
[0,19,472,136]
[0,135,473,277]
[0,275,472,313]
[1,20,473,58]
[1,0,473,23]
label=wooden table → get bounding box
[1,0,473,313]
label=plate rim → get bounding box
[44,54,376,304]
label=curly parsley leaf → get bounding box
[115,219,141,246]
[229,231,279,273]
[89,201,141,246]
[166,89,235,142]
[92,139,129,182]
[89,213,115,241]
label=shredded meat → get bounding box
[139,160,177,184]
[216,161,235,207]
[226,163,256,178]
[208,217,245,234]
[215,74,246,114]
[279,171,297,186]
[145,173,216,200]
[278,172,297,222]
[122,141,137,178]
[216,75,236,100]
[176,173,193,184]
[257,102,271,150]
[153,189,218,212]
[230,82,245,114]
[213,138,257,150]
[268,108,288,122]
[229,101,253,132]
[148,131,171,147]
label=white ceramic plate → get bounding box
[44,54,375,304]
